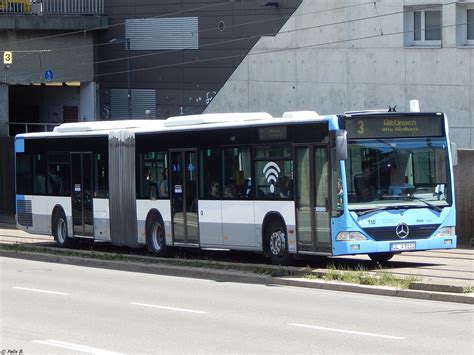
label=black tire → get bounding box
[52,211,76,248]
[147,214,167,257]
[368,252,395,264]
[264,221,293,266]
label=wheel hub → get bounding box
[57,218,66,243]
[269,231,286,256]
[152,223,162,252]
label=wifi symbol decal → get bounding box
[263,162,281,193]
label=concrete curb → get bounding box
[273,277,474,304]
[1,248,473,305]
[409,281,465,294]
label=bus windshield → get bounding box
[345,137,451,211]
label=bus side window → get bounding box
[254,160,293,199]
[222,147,251,199]
[254,145,293,200]
[47,153,70,196]
[199,148,221,199]
[137,152,168,200]
[16,154,33,195]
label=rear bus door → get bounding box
[71,153,94,237]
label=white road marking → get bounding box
[32,339,123,354]
[289,323,404,340]
[13,286,70,296]
[129,302,208,314]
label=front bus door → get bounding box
[170,150,199,245]
[71,153,93,237]
[295,146,331,253]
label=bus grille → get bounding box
[363,224,440,241]
[17,200,33,227]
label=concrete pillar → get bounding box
[80,82,96,121]
[0,84,8,137]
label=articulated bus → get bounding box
[15,110,457,264]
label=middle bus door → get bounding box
[170,150,199,245]
[295,146,331,253]
[71,153,94,238]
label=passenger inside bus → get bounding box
[277,176,292,198]
[159,168,169,198]
[209,180,220,199]
[224,180,239,198]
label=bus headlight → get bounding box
[435,226,455,237]
[336,232,368,241]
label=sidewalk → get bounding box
[331,248,474,288]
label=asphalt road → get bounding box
[1,257,473,354]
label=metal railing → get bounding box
[0,0,104,15]
[8,122,60,136]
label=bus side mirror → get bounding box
[450,142,458,167]
[332,129,347,161]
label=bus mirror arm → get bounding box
[332,129,347,161]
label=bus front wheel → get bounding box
[265,221,293,266]
[147,216,167,257]
[368,252,395,264]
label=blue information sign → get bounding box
[44,70,54,81]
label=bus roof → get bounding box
[16,111,333,139]
[342,111,444,118]
[163,112,273,127]
[53,120,160,133]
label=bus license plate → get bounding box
[391,242,416,251]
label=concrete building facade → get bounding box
[1,15,107,133]
[206,0,474,149]
[98,0,301,119]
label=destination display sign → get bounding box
[258,126,287,141]
[345,114,444,139]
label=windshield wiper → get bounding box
[400,195,443,213]
[356,206,394,216]
[381,194,443,213]
[356,205,412,216]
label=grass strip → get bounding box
[464,286,474,294]
[303,263,419,289]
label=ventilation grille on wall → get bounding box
[110,89,156,120]
[125,17,199,50]
[17,199,32,227]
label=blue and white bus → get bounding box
[14,110,456,264]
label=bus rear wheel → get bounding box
[52,211,76,248]
[265,221,293,266]
[368,252,395,264]
[147,216,167,257]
